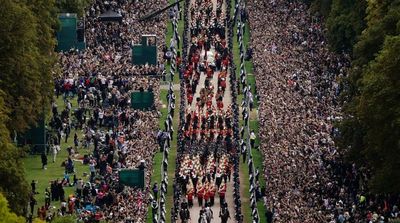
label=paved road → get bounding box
[187,179,236,223]
[183,0,236,222]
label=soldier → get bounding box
[218,182,226,204]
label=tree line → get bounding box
[0,0,88,219]
[307,0,400,193]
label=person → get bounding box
[89,161,96,182]
[187,187,194,208]
[31,180,37,194]
[38,206,46,220]
[41,152,47,170]
[64,124,70,143]
[205,204,213,223]
[45,188,51,209]
[248,90,254,111]
[198,208,207,223]
[52,144,60,163]
[218,183,226,204]
[76,178,83,198]
[266,209,274,223]
[74,133,79,150]
[151,199,158,221]
[179,205,190,223]
[60,200,67,215]
[152,182,159,200]
[219,203,230,223]
[197,184,204,206]
[29,194,36,215]
[255,167,260,182]
[209,184,216,206]
[241,145,247,163]
[250,130,256,149]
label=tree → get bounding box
[0,0,56,133]
[0,0,40,132]
[353,0,400,66]
[333,0,400,194]
[0,93,30,215]
[325,0,366,52]
[0,192,25,223]
[309,0,332,17]
[0,0,59,215]
[26,0,58,113]
[355,35,400,193]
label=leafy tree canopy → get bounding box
[0,0,58,214]
[355,35,400,193]
[0,192,25,223]
[0,93,30,215]
[0,0,57,133]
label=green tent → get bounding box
[132,35,158,66]
[56,13,86,52]
[119,169,145,188]
[131,91,154,110]
[17,117,46,154]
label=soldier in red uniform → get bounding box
[188,93,193,105]
[209,184,216,206]
[197,184,204,207]
[203,184,210,205]
[206,66,213,78]
[217,100,224,110]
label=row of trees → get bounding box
[0,0,89,220]
[0,0,58,216]
[307,0,400,193]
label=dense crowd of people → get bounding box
[30,0,173,222]
[247,0,400,222]
[26,0,400,221]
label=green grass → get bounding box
[146,1,184,222]
[23,96,90,217]
[147,1,186,221]
[230,1,267,222]
[163,0,185,85]
[146,89,180,223]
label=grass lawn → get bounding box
[23,96,91,217]
[146,89,180,223]
[230,1,267,222]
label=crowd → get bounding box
[29,0,174,222]
[247,0,400,222]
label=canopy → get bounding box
[99,10,122,22]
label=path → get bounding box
[184,0,236,222]
[188,179,236,223]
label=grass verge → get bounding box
[230,1,266,222]
[23,96,90,217]
[146,89,180,223]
